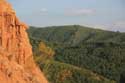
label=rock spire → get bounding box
[0,0,48,83]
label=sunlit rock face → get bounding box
[0,0,32,65]
[0,0,48,83]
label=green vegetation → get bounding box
[43,60,115,83]
[27,25,125,83]
[55,42,125,81]
[120,71,125,83]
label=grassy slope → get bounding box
[42,60,115,83]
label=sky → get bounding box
[8,0,125,32]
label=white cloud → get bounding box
[33,8,48,16]
[40,8,48,13]
[82,23,123,32]
[114,21,125,28]
[65,8,95,16]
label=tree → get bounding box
[39,42,55,57]
[120,71,125,83]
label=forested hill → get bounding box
[27,25,125,83]
[28,25,125,45]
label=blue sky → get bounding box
[9,0,125,31]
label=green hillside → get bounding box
[42,60,115,83]
[27,25,125,83]
[28,25,125,45]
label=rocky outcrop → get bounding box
[0,0,48,83]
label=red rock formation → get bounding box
[0,0,48,83]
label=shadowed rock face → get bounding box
[0,0,48,83]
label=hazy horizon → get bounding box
[9,0,125,32]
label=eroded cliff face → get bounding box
[0,0,48,83]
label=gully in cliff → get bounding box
[0,0,48,83]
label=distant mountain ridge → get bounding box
[28,25,125,45]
